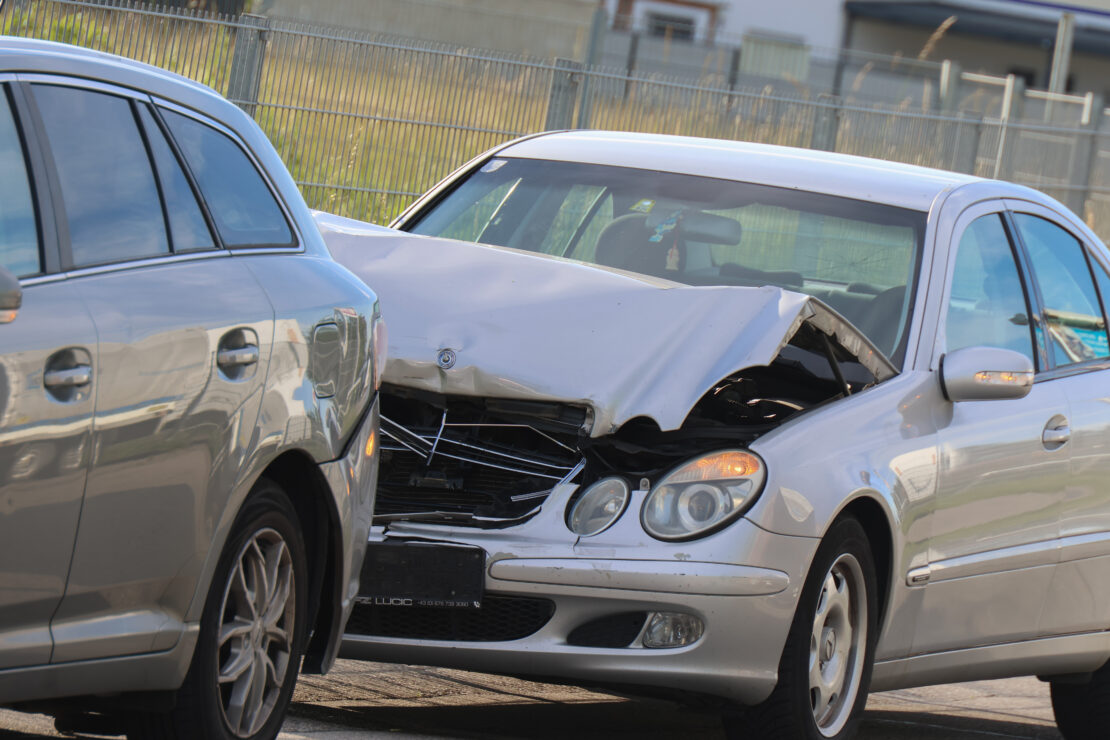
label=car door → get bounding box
[0,80,97,669]
[1002,202,1110,637]
[912,205,1070,655]
[20,78,278,662]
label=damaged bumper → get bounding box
[340,484,818,704]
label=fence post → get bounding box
[993,73,1026,180]
[546,58,582,131]
[1066,92,1104,216]
[951,112,982,174]
[939,60,962,113]
[623,31,639,99]
[575,5,606,129]
[811,94,840,152]
[227,13,269,116]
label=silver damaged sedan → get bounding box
[0,38,382,739]
[323,131,1110,740]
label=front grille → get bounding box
[567,612,648,648]
[377,388,584,522]
[346,595,555,641]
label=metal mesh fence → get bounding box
[4,0,1110,239]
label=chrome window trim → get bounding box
[62,247,231,279]
[227,247,303,256]
[1003,198,1110,377]
[15,73,150,102]
[152,96,303,251]
[18,273,66,287]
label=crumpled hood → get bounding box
[317,212,894,437]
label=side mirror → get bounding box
[0,266,21,324]
[941,346,1034,402]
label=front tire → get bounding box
[726,516,878,740]
[128,478,308,740]
[1051,660,1110,740]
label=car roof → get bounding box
[499,131,986,212]
[0,36,236,124]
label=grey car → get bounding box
[0,38,382,739]
[323,131,1110,740]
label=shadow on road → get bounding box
[289,701,1063,740]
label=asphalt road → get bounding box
[0,660,1065,739]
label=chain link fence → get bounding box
[4,0,1110,239]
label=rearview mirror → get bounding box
[0,265,20,324]
[941,346,1034,402]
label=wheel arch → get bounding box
[834,495,894,628]
[256,450,342,674]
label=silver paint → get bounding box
[0,38,380,706]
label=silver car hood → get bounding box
[317,212,895,437]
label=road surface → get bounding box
[0,660,1064,739]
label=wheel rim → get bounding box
[808,552,867,737]
[216,526,296,737]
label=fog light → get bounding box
[642,612,704,648]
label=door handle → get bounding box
[1042,418,1071,449]
[217,346,259,368]
[44,365,92,388]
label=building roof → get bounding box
[847,1,1110,56]
[500,130,982,211]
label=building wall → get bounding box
[850,17,1110,100]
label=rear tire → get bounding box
[127,478,308,740]
[725,516,878,740]
[1051,660,1110,740]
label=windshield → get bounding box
[405,157,926,365]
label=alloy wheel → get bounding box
[216,527,296,737]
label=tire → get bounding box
[1051,660,1110,740]
[127,478,309,740]
[725,516,878,740]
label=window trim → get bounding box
[933,204,1041,373]
[2,77,56,278]
[1005,205,1110,378]
[139,102,222,254]
[21,75,174,271]
[999,210,1053,373]
[153,97,302,253]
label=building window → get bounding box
[647,12,695,41]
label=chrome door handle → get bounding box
[217,346,259,367]
[1042,423,1071,448]
[44,365,92,388]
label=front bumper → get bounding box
[341,485,817,704]
[315,394,380,672]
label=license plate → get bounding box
[357,542,485,609]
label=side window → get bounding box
[161,109,293,248]
[136,106,214,252]
[33,85,169,267]
[1013,213,1109,366]
[0,88,40,277]
[945,214,1035,367]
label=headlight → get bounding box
[567,477,630,536]
[642,450,765,541]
